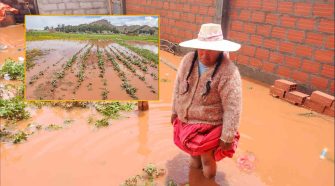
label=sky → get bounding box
[25,16,158,30]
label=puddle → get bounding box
[0,24,25,64]
[127,41,158,54]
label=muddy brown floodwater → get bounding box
[0,25,25,65]
[126,41,158,54]
[1,51,334,186]
[26,40,158,101]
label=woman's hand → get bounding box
[171,114,177,124]
[219,140,233,151]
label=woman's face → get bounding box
[198,49,221,66]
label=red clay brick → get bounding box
[314,50,334,63]
[195,15,203,24]
[297,18,315,30]
[265,13,279,24]
[277,67,293,78]
[301,59,320,73]
[257,25,272,36]
[321,65,335,78]
[237,55,249,65]
[306,32,324,47]
[274,79,297,91]
[272,27,287,39]
[285,55,301,68]
[303,97,326,113]
[323,107,335,117]
[229,31,249,42]
[249,58,263,69]
[330,81,335,95]
[262,0,277,11]
[319,20,334,33]
[281,15,297,28]
[285,91,309,105]
[231,21,244,32]
[278,1,293,13]
[270,85,286,98]
[250,35,263,46]
[249,0,262,9]
[252,11,265,23]
[203,16,213,23]
[291,70,309,83]
[244,23,257,33]
[287,30,305,43]
[279,42,295,53]
[294,3,312,16]
[191,5,199,12]
[311,91,335,107]
[262,62,276,73]
[208,7,215,16]
[239,10,251,21]
[264,39,279,50]
[241,45,256,57]
[326,35,334,49]
[313,3,334,17]
[270,52,284,64]
[255,48,269,60]
[295,45,312,57]
[198,6,208,15]
[311,76,329,90]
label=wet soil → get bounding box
[25,40,158,100]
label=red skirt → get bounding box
[173,117,240,161]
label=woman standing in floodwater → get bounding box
[171,23,242,179]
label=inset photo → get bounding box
[25,15,159,101]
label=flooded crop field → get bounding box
[25,40,158,101]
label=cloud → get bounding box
[25,16,159,30]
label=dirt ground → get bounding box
[0,25,334,186]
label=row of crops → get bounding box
[27,42,158,100]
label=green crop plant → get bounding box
[46,124,62,130]
[94,102,135,119]
[121,82,137,99]
[51,79,57,88]
[95,118,109,128]
[150,73,158,80]
[101,89,109,100]
[56,71,65,79]
[0,59,24,80]
[0,97,29,121]
[12,131,28,144]
[138,76,145,81]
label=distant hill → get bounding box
[44,19,158,35]
[88,19,158,35]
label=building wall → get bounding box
[126,0,223,43]
[36,0,110,15]
[126,0,334,94]
[229,0,334,94]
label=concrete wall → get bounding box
[36,0,110,15]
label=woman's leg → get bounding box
[201,150,216,179]
[190,155,202,169]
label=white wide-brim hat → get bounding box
[179,23,241,52]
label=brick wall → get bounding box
[126,0,223,43]
[228,0,334,94]
[37,0,110,15]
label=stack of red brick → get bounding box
[270,79,334,117]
